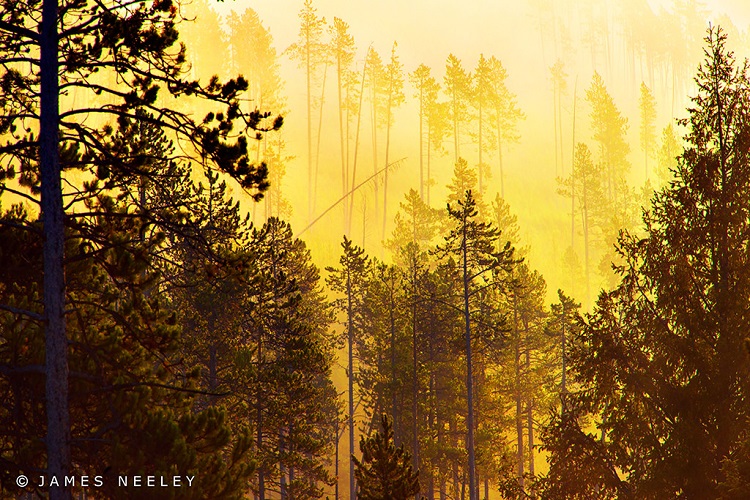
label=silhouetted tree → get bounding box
[354,414,420,500]
[539,26,750,498]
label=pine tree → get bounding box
[353,414,420,500]
[0,2,280,495]
[539,26,750,498]
[586,72,630,206]
[287,0,327,223]
[327,237,372,500]
[435,190,516,500]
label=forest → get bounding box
[1,0,750,499]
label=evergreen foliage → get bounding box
[353,414,420,500]
[538,26,750,498]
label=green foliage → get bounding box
[353,414,420,500]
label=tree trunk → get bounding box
[279,430,286,500]
[478,98,483,194]
[419,86,424,200]
[525,338,535,477]
[370,64,380,240]
[313,62,328,215]
[41,0,71,497]
[412,263,420,498]
[347,270,357,500]
[338,55,348,233]
[496,113,504,198]
[389,275,398,443]
[348,62,367,236]
[335,417,340,500]
[513,292,524,487]
[462,221,477,500]
[306,22,313,223]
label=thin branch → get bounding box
[0,304,43,321]
[0,20,39,42]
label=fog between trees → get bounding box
[2,0,750,499]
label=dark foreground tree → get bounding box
[0,0,280,497]
[353,414,420,500]
[538,26,750,499]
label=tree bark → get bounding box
[347,270,356,500]
[41,0,71,497]
[462,219,477,500]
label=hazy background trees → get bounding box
[4,0,750,498]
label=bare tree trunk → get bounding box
[370,64,380,241]
[348,62,367,235]
[313,62,328,215]
[553,81,559,177]
[496,113,504,198]
[382,93,393,243]
[419,86,424,200]
[41,1,71,496]
[337,56,348,233]
[306,23,313,223]
[427,125,432,206]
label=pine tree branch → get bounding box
[0,303,43,321]
[0,20,39,42]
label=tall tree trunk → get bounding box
[347,270,357,500]
[306,22,313,223]
[279,430,287,500]
[335,417,340,500]
[496,113,504,198]
[338,56,348,233]
[427,124,432,206]
[412,263,420,498]
[583,168,591,306]
[453,88,460,164]
[257,339,265,500]
[419,86,424,200]
[513,292,524,487]
[313,62,328,215]
[478,98,483,194]
[561,319,567,412]
[525,339,535,477]
[348,62,367,236]
[389,276,398,443]
[570,82,577,295]
[41,0,71,496]
[382,91,393,243]
[370,68,380,241]
[553,82,559,177]
[462,222,477,500]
